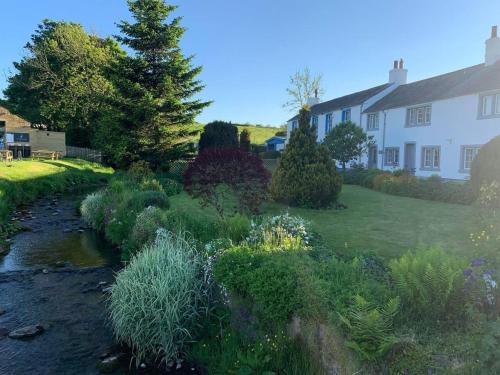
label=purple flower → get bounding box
[484,269,493,276]
[471,256,486,267]
[464,268,473,277]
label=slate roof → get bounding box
[287,83,391,122]
[364,61,500,112]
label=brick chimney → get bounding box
[485,25,500,66]
[389,58,408,85]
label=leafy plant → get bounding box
[109,229,204,367]
[471,135,500,199]
[80,191,105,230]
[389,247,467,321]
[184,148,270,217]
[199,121,239,152]
[338,295,400,362]
[127,207,168,257]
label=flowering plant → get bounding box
[464,256,498,309]
[246,212,312,251]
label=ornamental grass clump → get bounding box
[80,191,105,230]
[109,229,204,366]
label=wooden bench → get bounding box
[32,150,62,161]
[0,150,13,163]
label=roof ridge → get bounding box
[311,83,390,109]
[399,63,484,87]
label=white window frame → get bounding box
[342,109,351,123]
[325,113,333,134]
[460,145,481,173]
[406,105,432,127]
[384,147,400,167]
[421,146,440,171]
[366,113,379,131]
[311,115,319,128]
[479,91,500,119]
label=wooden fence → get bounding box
[66,146,103,163]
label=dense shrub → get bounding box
[198,121,238,151]
[271,108,342,208]
[159,178,183,196]
[213,246,305,326]
[217,213,251,243]
[389,247,467,321]
[139,178,165,193]
[239,129,251,152]
[338,296,400,362]
[470,136,500,198]
[184,148,270,217]
[109,230,204,366]
[128,160,154,181]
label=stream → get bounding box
[0,195,122,375]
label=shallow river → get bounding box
[0,195,122,375]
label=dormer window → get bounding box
[406,105,431,127]
[341,109,351,122]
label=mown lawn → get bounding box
[0,159,112,181]
[184,123,281,145]
[0,159,113,225]
[171,184,491,259]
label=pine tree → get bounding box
[113,0,211,168]
[271,107,342,208]
[198,121,238,151]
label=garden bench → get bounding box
[0,150,13,163]
[32,150,62,160]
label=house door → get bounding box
[368,145,378,169]
[404,143,416,174]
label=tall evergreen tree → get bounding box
[198,121,238,152]
[271,107,342,208]
[113,0,211,168]
[239,129,251,152]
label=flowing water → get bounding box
[0,195,122,375]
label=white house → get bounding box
[287,26,500,180]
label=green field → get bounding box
[0,159,113,225]
[171,184,492,260]
[186,123,282,145]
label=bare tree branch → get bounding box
[283,67,324,112]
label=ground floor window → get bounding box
[384,147,400,166]
[421,146,440,170]
[460,145,481,172]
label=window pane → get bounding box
[483,95,493,115]
[425,106,431,123]
[433,148,440,168]
[496,95,500,114]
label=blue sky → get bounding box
[1,0,499,126]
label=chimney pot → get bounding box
[393,60,398,69]
[492,26,498,38]
[399,58,404,69]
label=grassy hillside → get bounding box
[186,123,283,145]
[0,159,113,226]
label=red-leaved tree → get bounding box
[184,148,270,217]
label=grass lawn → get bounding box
[0,158,113,225]
[171,184,491,259]
[0,159,112,181]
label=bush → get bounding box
[80,191,105,230]
[184,148,270,217]
[471,136,500,199]
[247,213,312,250]
[389,247,467,321]
[128,207,168,257]
[109,230,204,366]
[338,295,400,362]
[198,121,239,152]
[135,190,170,209]
[128,160,154,181]
[159,178,183,196]
[217,213,251,243]
[271,108,342,208]
[139,178,165,193]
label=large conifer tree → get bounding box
[271,107,342,208]
[113,0,211,167]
